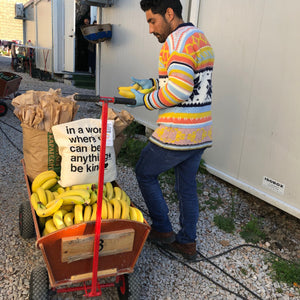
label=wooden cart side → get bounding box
[36,220,150,288]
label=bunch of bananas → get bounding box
[30,170,145,236]
[118,83,155,99]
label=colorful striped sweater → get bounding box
[144,23,214,150]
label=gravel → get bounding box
[1,55,300,300]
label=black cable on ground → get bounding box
[0,119,22,133]
[156,245,250,300]
[0,122,23,154]
[133,200,295,299]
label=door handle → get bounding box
[69,35,73,38]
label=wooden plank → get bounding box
[61,228,135,263]
[70,268,117,281]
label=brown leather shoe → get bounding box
[166,241,197,261]
[148,229,176,245]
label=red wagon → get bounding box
[0,71,22,116]
[19,95,150,299]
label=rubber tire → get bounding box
[29,266,49,300]
[19,201,35,239]
[0,101,8,117]
[117,270,141,300]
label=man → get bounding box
[130,0,214,260]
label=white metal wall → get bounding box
[99,0,191,129]
[99,0,300,218]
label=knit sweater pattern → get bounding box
[144,23,214,150]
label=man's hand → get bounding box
[127,89,145,107]
[131,77,154,90]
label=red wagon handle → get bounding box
[73,94,136,106]
[73,94,135,297]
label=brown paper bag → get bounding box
[22,124,61,182]
[107,108,134,156]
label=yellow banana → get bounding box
[134,207,144,223]
[89,191,98,205]
[71,183,97,192]
[42,227,49,236]
[53,209,67,230]
[114,187,122,200]
[125,195,131,206]
[91,203,97,221]
[121,190,127,202]
[31,170,58,193]
[45,219,57,234]
[106,201,113,219]
[103,184,106,195]
[120,199,130,220]
[139,86,155,94]
[36,187,48,206]
[45,190,54,204]
[41,178,58,190]
[129,206,137,221]
[61,204,74,212]
[58,189,90,203]
[74,204,84,224]
[105,182,114,200]
[118,83,140,91]
[99,201,106,219]
[109,198,121,219]
[30,192,39,211]
[83,205,92,222]
[36,198,63,217]
[118,89,135,99]
[60,195,85,205]
[64,212,74,227]
[52,191,59,198]
[57,187,65,194]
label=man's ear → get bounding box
[165,7,175,22]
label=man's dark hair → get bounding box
[140,0,183,19]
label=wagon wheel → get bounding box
[19,201,35,239]
[117,271,141,300]
[29,266,49,300]
[0,101,7,117]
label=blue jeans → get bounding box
[135,142,205,244]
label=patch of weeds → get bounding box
[213,214,235,233]
[239,267,248,276]
[267,256,300,288]
[117,121,147,168]
[249,264,256,272]
[118,138,147,168]
[205,195,222,210]
[123,121,145,138]
[198,159,207,174]
[240,216,266,243]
